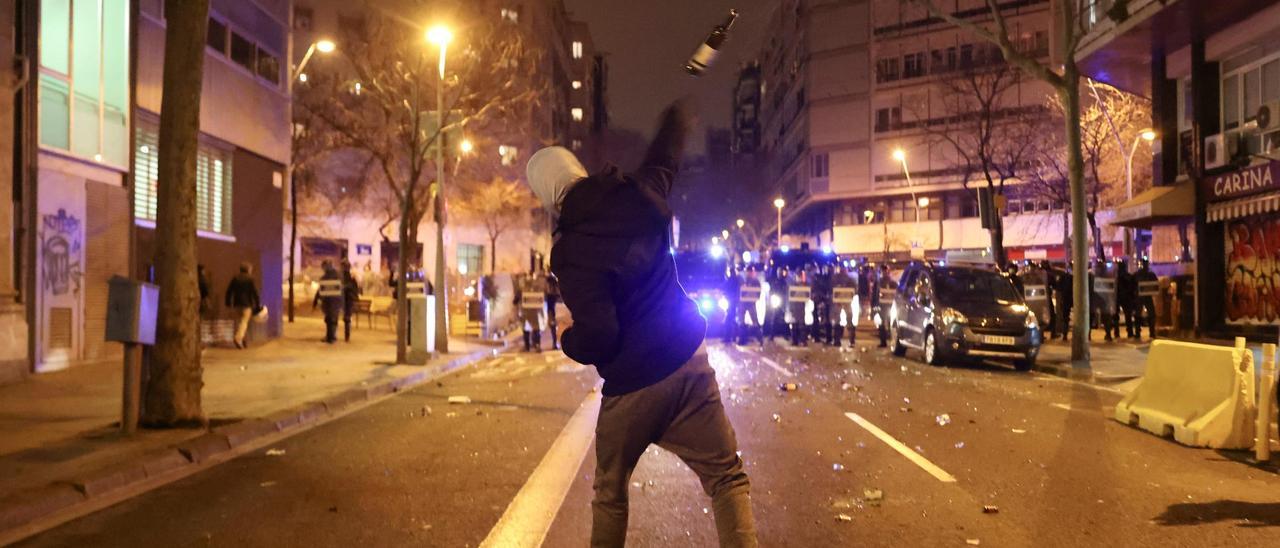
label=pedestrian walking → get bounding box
[341,259,361,342]
[314,261,343,344]
[224,262,260,349]
[526,101,757,548]
[831,265,858,347]
[545,271,561,350]
[737,267,763,346]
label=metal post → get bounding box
[122,343,141,434]
[1260,342,1277,463]
[433,45,450,353]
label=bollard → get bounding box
[1260,343,1278,463]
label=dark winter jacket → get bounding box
[551,105,705,396]
[224,274,260,310]
[314,267,344,317]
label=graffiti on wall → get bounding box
[1225,216,1280,325]
[41,209,82,297]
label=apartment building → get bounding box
[1077,0,1280,336]
[757,0,1123,260]
[3,0,290,378]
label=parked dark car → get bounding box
[888,262,1043,370]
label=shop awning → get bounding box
[1206,192,1280,223]
[1110,183,1194,229]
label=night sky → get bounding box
[564,0,773,152]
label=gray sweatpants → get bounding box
[591,349,757,547]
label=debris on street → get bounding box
[982,505,999,514]
[863,488,884,507]
[935,413,952,426]
[265,448,286,456]
[780,382,800,391]
[448,396,472,404]
[835,513,853,522]
[1011,428,1027,434]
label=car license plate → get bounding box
[982,335,1016,346]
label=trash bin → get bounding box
[407,294,435,364]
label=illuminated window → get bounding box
[572,41,583,59]
[457,244,484,275]
[571,108,583,121]
[572,139,582,150]
[500,8,519,23]
[39,0,130,165]
[499,145,519,166]
[134,122,234,236]
[571,80,582,90]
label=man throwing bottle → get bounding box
[526,100,757,548]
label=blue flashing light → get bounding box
[710,244,725,259]
[699,297,714,313]
[780,245,791,253]
[741,250,752,263]
[821,245,833,255]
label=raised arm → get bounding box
[634,101,692,198]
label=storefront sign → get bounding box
[1205,159,1280,201]
[1224,213,1280,325]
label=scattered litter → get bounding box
[421,405,433,417]
[259,481,277,487]
[780,383,800,392]
[328,506,338,513]
[445,412,459,418]
[632,482,642,488]
[832,463,845,472]
[860,346,867,353]
[903,397,911,404]
[835,513,853,522]
[863,488,884,507]
[1011,428,1027,434]
[900,365,908,373]
[966,539,981,546]
[935,413,952,427]
[954,442,966,449]
[448,396,472,404]
[497,405,519,412]
[832,498,857,510]
[899,407,911,413]
[702,507,710,515]
[265,448,286,456]
[239,365,247,371]
[771,413,782,422]
[982,505,999,514]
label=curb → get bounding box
[0,341,507,545]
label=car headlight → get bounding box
[1025,310,1038,328]
[699,297,714,313]
[770,295,782,309]
[941,307,967,326]
[718,296,730,312]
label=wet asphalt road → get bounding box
[17,331,1280,547]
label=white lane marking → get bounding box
[480,386,602,548]
[844,412,957,483]
[1050,403,1072,411]
[742,348,795,377]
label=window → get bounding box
[572,80,582,90]
[903,52,925,78]
[501,7,520,23]
[1221,53,1280,157]
[959,44,974,68]
[874,107,901,132]
[876,57,899,83]
[498,145,519,166]
[207,18,228,54]
[571,139,582,151]
[572,41,583,59]
[457,244,484,276]
[294,7,314,30]
[229,31,256,72]
[39,0,130,166]
[134,122,234,236]
[571,107,583,121]
[257,49,281,84]
[812,153,830,178]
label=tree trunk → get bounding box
[143,0,210,426]
[990,215,1007,269]
[1062,71,1091,365]
[288,171,296,323]
[394,197,413,364]
[1087,211,1105,259]
[434,188,449,353]
[490,234,498,275]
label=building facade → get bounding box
[753,0,1124,261]
[1078,0,1280,336]
[1,0,290,380]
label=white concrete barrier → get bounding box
[1114,338,1257,449]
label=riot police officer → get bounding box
[1135,258,1159,340]
[1115,259,1138,339]
[737,267,764,346]
[313,260,344,344]
[723,266,742,343]
[341,259,361,342]
[1088,261,1116,342]
[1053,265,1074,340]
[787,268,812,346]
[514,272,548,352]
[811,264,834,344]
[830,265,858,347]
[875,264,895,348]
[767,267,788,343]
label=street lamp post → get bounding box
[427,25,453,353]
[893,148,924,256]
[773,198,785,246]
[1123,129,1157,258]
[287,39,336,323]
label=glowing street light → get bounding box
[316,39,336,53]
[891,148,906,163]
[293,39,336,81]
[427,23,455,353]
[1123,128,1159,256]
[917,196,930,208]
[773,198,785,246]
[736,218,745,229]
[459,138,474,154]
[721,229,730,240]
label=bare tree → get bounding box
[915,0,1099,363]
[144,0,209,426]
[912,62,1042,267]
[303,8,541,362]
[287,82,343,322]
[451,177,538,274]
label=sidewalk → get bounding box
[0,316,505,538]
[1035,328,1151,392]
